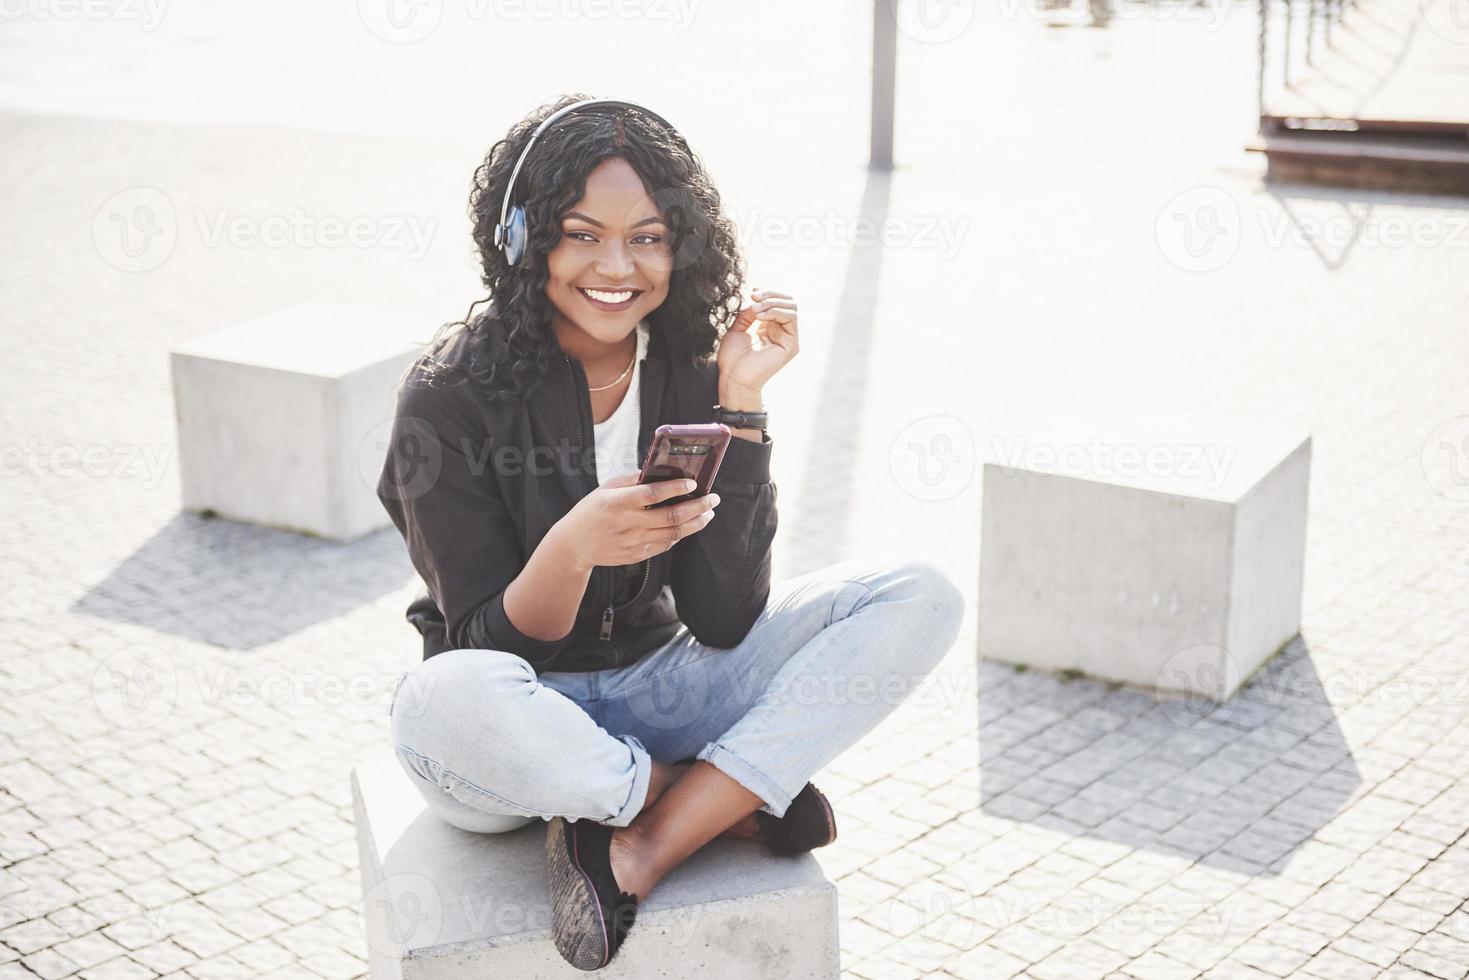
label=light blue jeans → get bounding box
[387,553,965,833]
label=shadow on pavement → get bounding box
[72,512,412,650]
[977,637,1362,876]
[786,168,892,577]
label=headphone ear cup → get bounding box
[503,205,528,267]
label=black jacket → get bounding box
[375,321,777,674]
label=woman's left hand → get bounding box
[717,287,799,397]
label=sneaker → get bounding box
[671,757,839,857]
[754,782,839,856]
[544,816,640,971]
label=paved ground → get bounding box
[4,4,1469,979]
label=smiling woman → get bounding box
[376,94,964,972]
[409,94,745,406]
[545,157,672,398]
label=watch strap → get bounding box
[713,404,768,431]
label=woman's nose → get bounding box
[593,240,636,280]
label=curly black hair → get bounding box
[418,93,747,403]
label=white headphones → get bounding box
[492,98,681,268]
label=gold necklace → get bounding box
[586,349,636,392]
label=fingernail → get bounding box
[684,480,696,491]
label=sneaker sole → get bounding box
[809,784,838,848]
[545,816,611,971]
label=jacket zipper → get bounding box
[566,353,652,645]
[601,558,651,641]
[599,351,650,641]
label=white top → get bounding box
[591,320,651,481]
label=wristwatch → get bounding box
[713,403,768,433]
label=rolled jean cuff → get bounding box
[606,733,653,828]
[696,743,792,818]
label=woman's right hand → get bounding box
[554,472,720,572]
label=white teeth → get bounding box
[582,288,635,304]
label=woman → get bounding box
[377,94,965,971]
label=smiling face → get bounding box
[545,156,672,353]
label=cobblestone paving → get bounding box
[4,21,1469,980]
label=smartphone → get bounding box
[637,423,732,509]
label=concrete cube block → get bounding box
[978,411,1311,700]
[170,305,425,540]
[351,753,841,979]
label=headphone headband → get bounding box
[494,98,680,265]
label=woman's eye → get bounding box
[563,230,662,246]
